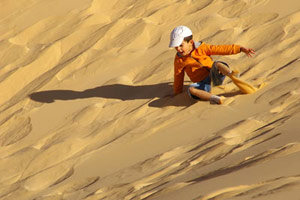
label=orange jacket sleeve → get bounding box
[173,59,185,95]
[200,43,241,55]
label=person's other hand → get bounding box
[240,47,256,57]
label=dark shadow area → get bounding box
[29,82,195,108]
[218,90,243,97]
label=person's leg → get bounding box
[215,62,231,76]
[189,87,223,104]
[189,87,212,100]
[215,62,239,77]
[188,76,224,104]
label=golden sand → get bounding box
[1,0,300,199]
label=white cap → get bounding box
[169,25,193,48]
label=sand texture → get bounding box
[1,0,300,199]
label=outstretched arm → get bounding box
[240,46,256,57]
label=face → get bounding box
[175,40,194,56]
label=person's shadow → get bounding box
[29,82,195,108]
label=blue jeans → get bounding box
[188,61,228,100]
[188,76,212,100]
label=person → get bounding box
[169,25,255,104]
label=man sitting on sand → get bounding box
[169,25,255,104]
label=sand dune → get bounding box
[1,0,300,199]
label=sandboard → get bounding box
[229,73,257,94]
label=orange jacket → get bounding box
[173,42,241,94]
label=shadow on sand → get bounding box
[29,82,196,108]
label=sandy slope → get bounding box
[0,0,300,199]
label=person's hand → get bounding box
[240,46,256,57]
